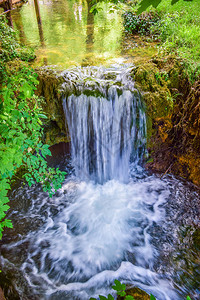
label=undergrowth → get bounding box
[154,0,200,81]
[122,0,200,82]
[0,16,66,239]
[123,10,160,37]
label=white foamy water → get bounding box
[17,176,179,300]
[62,66,146,183]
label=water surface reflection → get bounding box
[12,0,123,68]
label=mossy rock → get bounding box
[133,61,174,121]
[117,287,150,300]
[35,67,68,145]
[192,228,200,251]
[134,63,160,92]
[153,56,186,91]
[177,154,200,186]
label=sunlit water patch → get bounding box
[12,0,123,68]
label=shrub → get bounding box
[0,17,66,239]
[122,10,161,37]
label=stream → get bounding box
[0,66,200,300]
[0,1,199,300]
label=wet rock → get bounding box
[131,55,200,187]
[117,287,150,300]
[192,228,200,251]
[0,268,35,300]
[35,67,70,146]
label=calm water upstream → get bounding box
[12,0,124,68]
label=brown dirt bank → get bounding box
[132,55,200,187]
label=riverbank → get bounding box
[121,0,200,186]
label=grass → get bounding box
[154,0,200,80]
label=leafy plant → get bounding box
[137,0,194,14]
[123,10,160,36]
[0,17,66,239]
[112,280,126,297]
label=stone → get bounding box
[117,287,150,300]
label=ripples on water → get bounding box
[1,172,200,300]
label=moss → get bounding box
[192,228,200,251]
[177,154,200,186]
[139,56,200,187]
[133,61,174,120]
[35,67,68,145]
[44,121,70,146]
[132,55,200,187]
[132,59,175,152]
[117,287,150,300]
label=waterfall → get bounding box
[62,66,146,183]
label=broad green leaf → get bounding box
[137,0,162,14]
[1,219,13,228]
[121,284,126,291]
[99,296,107,300]
[118,291,126,297]
[1,204,10,212]
[171,0,179,4]
[125,296,135,300]
[20,82,33,98]
[112,279,122,290]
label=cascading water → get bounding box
[0,66,199,300]
[62,66,146,183]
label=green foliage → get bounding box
[0,17,66,239]
[123,10,160,36]
[0,16,18,61]
[0,15,36,63]
[112,280,127,297]
[152,0,200,80]
[137,0,193,14]
[122,0,200,81]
